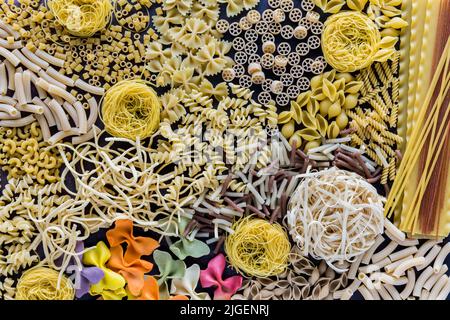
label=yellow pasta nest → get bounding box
[225,216,291,277]
[47,0,113,37]
[101,79,161,140]
[322,11,381,72]
[15,267,75,300]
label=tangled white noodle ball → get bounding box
[285,167,385,272]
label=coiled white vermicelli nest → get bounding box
[286,167,385,272]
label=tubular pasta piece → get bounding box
[359,257,391,274]
[34,114,51,142]
[21,47,49,70]
[376,283,393,300]
[384,218,406,242]
[22,70,32,102]
[415,240,440,259]
[74,101,87,134]
[75,79,105,96]
[0,39,22,49]
[0,96,16,105]
[385,231,419,246]
[372,240,398,263]
[0,20,19,39]
[72,125,100,145]
[436,278,450,300]
[428,275,449,300]
[0,114,35,127]
[48,99,71,131]
[4,59,15,90]
[384,284,402,300]
[86,97,98,128]
[433,242,450,273]
[48,128,80,145]
[392,257,425,278]
[361,234,385,264]
[48,84,77,105]
[400,269,416,300]
[358,273,374,290]
[347,254,364,280]
[32,97,55,127]
[413,266,434,297]
[62,101,79,127]
[419,289,430,300]
[423,265,449,291]
[35,49,65,68]
[384,255,414,274]
[0,47,20,66]
[358,285,375,300]
[389,246,418,262]
[17,104,44,114]
[46,67,75,87]
[370,272,408,286]
[29,70,47,99]
[416,245,441,272]
[0,104,17,116]
[12,49,41,73]
[0,63,6,95]
[14,73,27,106]
[38,70,66,89]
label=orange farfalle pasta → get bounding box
[106,219,160,263]
[128,276,189,300]
[107,245,153,296]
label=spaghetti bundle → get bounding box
[101,79,161,140]
[322,12,381,72]
[286,168,385,272]
[385,38,450,237]
[225,216,291,278]
[47,0,113,37]
[15,267,75,300]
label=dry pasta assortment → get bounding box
[0,0,449,301]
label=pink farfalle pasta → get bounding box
[200,254,243,300]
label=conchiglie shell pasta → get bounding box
[289,102,302,123]
[345,81,364,94]
[296,91,311,107]
[299,128,321,141]
[307,99,320,115]
[278,110,293,124]
[327,121,340,139]
[302,111,318,129]
[316,114,328,136]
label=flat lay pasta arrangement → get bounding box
[0,0,449,301]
